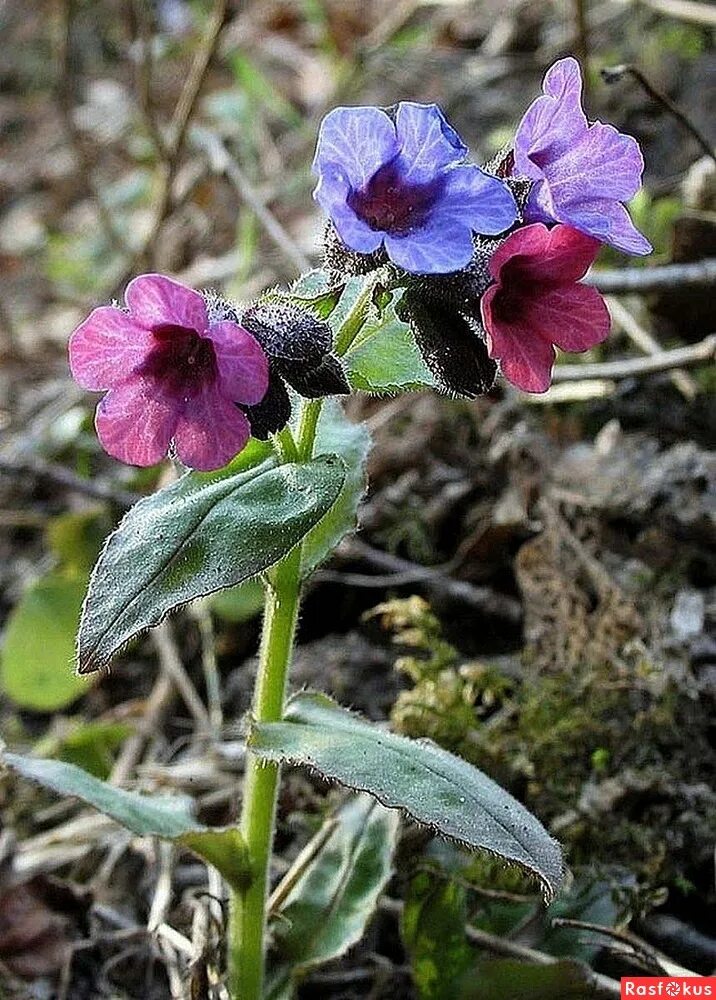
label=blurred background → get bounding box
[0,1,714,997]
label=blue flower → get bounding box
[312,102,518,274]
[512,57,651,256]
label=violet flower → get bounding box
[480,223,611,392]
[69,274,269,471]
[312,102,518,274]
[513,57,651,255]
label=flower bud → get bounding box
[400,291,497,399]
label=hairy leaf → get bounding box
[3,753,248,890]
[287,269,344,319]
[266,794,399,999]
[78,456,345,672]
[249,692,563,900]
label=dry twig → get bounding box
[606,295,697,399]
[587,258,716,294]
[602,64,716,165]
[194,129,311,275]
[552,334,715,382]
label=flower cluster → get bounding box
[314,56,650,394]
[68,56,650,471]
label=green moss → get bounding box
[383,597,716,900]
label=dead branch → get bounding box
[552,334,715,382]
[193,129,311,275]
[602,64,716,165]
[587,258,716,294]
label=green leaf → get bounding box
[458,959,602,1000]
[289,269,344,319]
[402,868,473,1000]
[249,692,563,901]
[78,456,345,673]
[1,572,94,711]
[266,794,399,999]
[2,753,249,890]
[301,400,371,575]
[344,292,435,394]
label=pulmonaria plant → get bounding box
[13,54,652,1000]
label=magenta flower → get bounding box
[313,102,517,274]
[69,274,269,471]
[480,223,611,393]
[513,57,651,256]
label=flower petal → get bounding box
[488,223,601,284]
[125,273,208,331]
[435,165,518,235]
[395,102,467,183]
[513,57,586,177]
[95,378,177,466]
[314,166,386,255]
[205,321,269,406]
[174,388,251,471]
[550,197,653,256]
[69,307,155,390]
[482,286,556,393]
[312,106,399,190]
[383,218,475,274]
[536,121,645,206]
[520,283,611,352]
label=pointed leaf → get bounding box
[2,752,249,890]
[266,794,399,999]
[288,268,344,319]
[249,692,563,901]
[78,456,345,673]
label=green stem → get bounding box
[229,414,321,1000]
[333,269,385,357]
[229,273,377,997]
[230,546,302,1000]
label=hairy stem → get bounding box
[229,274,374,997]
[229,412,321,999]
[230,545,302,1000]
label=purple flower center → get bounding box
[347,159,440,236]
[138,324,218,399]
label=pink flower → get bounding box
[69,274,269,471]
[480,223,610,393]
